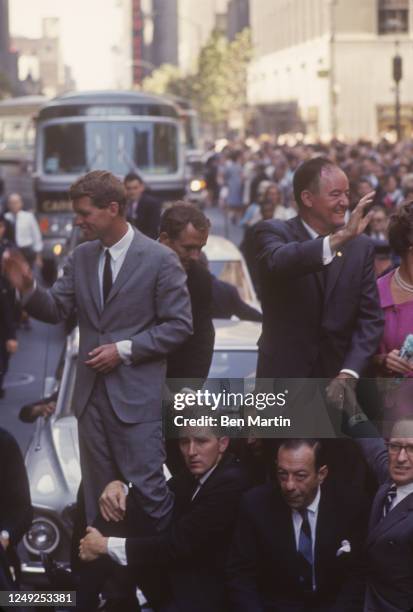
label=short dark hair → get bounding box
[278,439,325,471]
[293,157,335,207]
[124,171,144,185]
[160,201,210,240]
[388,200,413,256]
[70,170,127,215]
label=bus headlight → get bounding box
[23,518,60,555]
[190,179,206,192]
[52,243,63,256]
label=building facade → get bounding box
[0,0,19,95]
[12,18,75,98]
[248,0,413,141]
[227,0,250,40]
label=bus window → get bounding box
[153,123,178,173]
[42,120,178,176]
[44,124,87,174]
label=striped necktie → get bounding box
[382,483,397,518]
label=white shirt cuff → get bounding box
[323,236,335,265]
[107,537,127,566]
[116,340,133,364]
[340,369,359,379]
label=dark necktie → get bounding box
[382,483,397,518]
[297,508,313,591]
[102,249,113,304]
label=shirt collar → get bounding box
[103,223,134,261]
[300,219,319,240]
[292,486,321,517]
[198,462,219,486]
[395,480,413,499]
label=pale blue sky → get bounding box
[9,0,123,89]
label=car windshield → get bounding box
[209,260,255,304]
[209,350,257,378]
[43,120,178,176]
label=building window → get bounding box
[378,0,409,34]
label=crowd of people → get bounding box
[0,142,413,611]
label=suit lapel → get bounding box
[291,217,325,295]
[368,483,388,534]
[324,244,346,303]
[367,490,413,547]
[314,490,336,586]
[104,230,146,307]
[85,241,102,314]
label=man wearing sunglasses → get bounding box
[345,411,413,612]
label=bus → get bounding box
[0,95,47,163]
[34,90,187,268]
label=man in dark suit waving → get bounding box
[227,439,369,611]
[255,157,383,387]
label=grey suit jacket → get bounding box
[26,229,193,423]
[358,436,413,612]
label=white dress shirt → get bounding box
[300,219,358,379]
[107,463,220,566]
[5,210,43,252]
[292,487,321,591]
[98,223,134,363]
[391,481,413,511]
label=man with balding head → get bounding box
[255,157,383,385]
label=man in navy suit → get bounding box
[255,157,383,385]
[124,172,161,240]
[344,408,413,612]
[227,438,369,612]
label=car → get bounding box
[19,318,260,584]
[203,235,259,308]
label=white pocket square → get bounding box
[336,540,351,556]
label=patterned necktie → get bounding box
[297,508,313,591]
[102,249,113,303]
[382,483,397,518]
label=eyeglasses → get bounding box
[386,442,413,458]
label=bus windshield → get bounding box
[43,120,178,175]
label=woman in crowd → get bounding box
[222,149,244,223]
[374,201,413,425]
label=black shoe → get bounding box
[0,388,5,399]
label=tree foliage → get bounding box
[141,28,252,131]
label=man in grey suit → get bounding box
[345,406,413,612]
[3,170,193,530]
